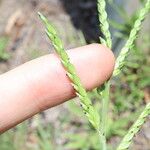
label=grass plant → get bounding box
[37,0,150,149]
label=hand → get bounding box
[0,44,115,133]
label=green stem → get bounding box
[100,81,110,150]
[98,130,107,150]
[101,82,110,134]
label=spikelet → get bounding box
[38,12,100,131]
[113,0,150,76]
[97,0,112,48]
[117,103,150,150]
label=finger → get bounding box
[0,44,115,133]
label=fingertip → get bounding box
[69,43,115,90]
[92,43,115,81]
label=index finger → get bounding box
[0,44,115,133]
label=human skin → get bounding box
[0,44,115,133]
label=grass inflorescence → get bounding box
[38,12,101,132]
[113,0,150,76]
[117,103,150,150]
[97,0,112,48]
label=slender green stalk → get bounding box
[113,0,150,76]
[97,0,112,149]
[98,82,110,150]
[101,82,110,135]
[97,0,112,48]
[117,103,150,150]
[98,130,107,150]
[38,12,101,132]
